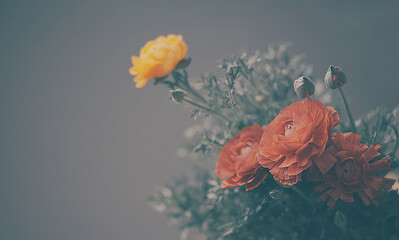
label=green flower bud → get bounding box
[324,65,347,89]
[170,89,185,103]
[294,76,315,99]
[175,57,191,69]
[269,189,282,200]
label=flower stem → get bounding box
[183,82,207,104]
[338,87,357,133]
[391,125,399,158]
[172,71,207,104]
[290,185,312,205]
[183,97,231,124]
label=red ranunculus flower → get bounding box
[215,124,269,191]
[258,99,339,185]
[314,132,395,209]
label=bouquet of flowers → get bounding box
[130,34,399,240]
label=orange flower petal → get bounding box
[245,168,269,191]
[258,99,339,185]
[286,163,303,176]
[216,125,267,190]
[363,145,382,162]
[314,132,395,209]
[340,192,354,202]
[279,155,299,168]
[312,151,337,174]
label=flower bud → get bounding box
[294,76,315,99]
[170,89,185,103]
[269,189,282,200]
[324,65,347,89]
[255,95,265,103]
[175,57,191,69]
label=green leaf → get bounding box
[334,210,347,233]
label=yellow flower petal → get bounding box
[131,56,141,65]
[140,40,156,56]
[129,34,188,88]
[133,75,148,88]
[135,80,147,88]
[179,41,188,59]
[155,35,167,43]
[129,67,137,75]
[167,34,182,44]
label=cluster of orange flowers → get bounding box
[216,99,395,209]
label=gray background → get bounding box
[1,0,399,239]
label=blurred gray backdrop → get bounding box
[1,0,399,239]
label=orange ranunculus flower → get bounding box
[129,34,188,88]
[258,99,340,185]
[314,132,395,209]
[215,124,269,191]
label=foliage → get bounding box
[150,165,399,240]
[163,43,324,155]
[149,44,399,240]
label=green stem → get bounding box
[172,71,207,104]
[183,98,231,124]
[184,82,207,104]
[338,87,357,133]
[391,125,399,158]
[290,185,312,205]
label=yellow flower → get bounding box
[129,34,188,88]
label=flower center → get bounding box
[240,146,252,156]
[233,145,252,161]
[337,157,360,183]
[284,120,294,136]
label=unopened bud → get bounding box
[294,76,315,99]
[324,65,347,89]
[170,89,185,103]
[255,95,265,103]
[269,189,282,200]
[175,57,191,69]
